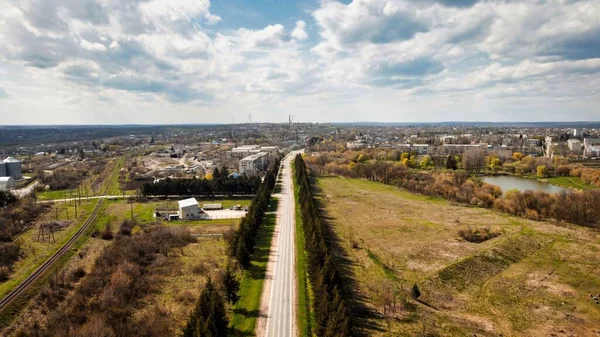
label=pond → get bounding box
[482,175,568,195]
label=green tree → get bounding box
[0,190,18,208]
[183,278,229,337]
[537,165,548,178]
[419,155,433,170]
[222,265,241,305]
[446,155,457,170]
[411,283,421,299]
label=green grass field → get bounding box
[230,198,279,336]
[317,176,600,337]
[544,176,596,190]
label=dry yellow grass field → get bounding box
[317,176,600,336]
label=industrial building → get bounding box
[178,198,200,220]
[239,152,269,175]
[0,177,15,191]
[228,145,279,160]
[1,157,23,180]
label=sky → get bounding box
[0,0,599,125]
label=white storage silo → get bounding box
[4,157,22,180]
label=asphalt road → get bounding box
[263,152,298,337]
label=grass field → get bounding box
[317,177,600,336]
[230,198,279,336]
[544,176,596,190]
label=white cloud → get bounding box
[291,20,308,41]
[240,24,287,48]
[0,0,599,124]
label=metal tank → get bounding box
[4,157,22,180]
[0,162,6,177]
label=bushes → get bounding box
[0,190,18,207]
[458,227,500,243]
[39,167,87,190]
[294,155,351,336]
[37,226,193,337]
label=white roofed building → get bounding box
[178,198,199,220]
[0,177,15,191]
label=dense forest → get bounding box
[294,154,351,336]
[141,167,262,197]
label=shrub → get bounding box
[101,222,114,240]
[458,227,500,243]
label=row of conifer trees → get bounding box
[229,157,280,268]
[293,154,352,336]
[183,157,280,336]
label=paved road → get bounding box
[260,152,299,337]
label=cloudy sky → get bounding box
[0,0,599,124]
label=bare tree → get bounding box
[462,148,486,173]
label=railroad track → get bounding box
[0,199,104,313]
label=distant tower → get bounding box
[248,113,253,124]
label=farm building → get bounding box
[178,198,199,220]
[0,176,15,191]
[202,203,222,210]
[1,157,22,180]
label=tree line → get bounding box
[309,154,600,228]
[228,159,279,268]
[141,167,262,197]
[294,154,351,337]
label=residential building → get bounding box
[239,152,269,175]
[567,139,582,153]
[584,138,600,158]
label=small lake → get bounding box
[482,175,568,194]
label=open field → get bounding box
[544,176,596,190]
[317,177,600,336]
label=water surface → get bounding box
[482,175,567,194]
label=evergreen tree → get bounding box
[411,283,421,299]
[446,155,458,170]
[222,265,241,305]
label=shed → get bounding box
[0,176,15,191]
[178,198,199,220]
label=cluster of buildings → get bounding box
[228,145,279,175]
[0,157,22,191]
